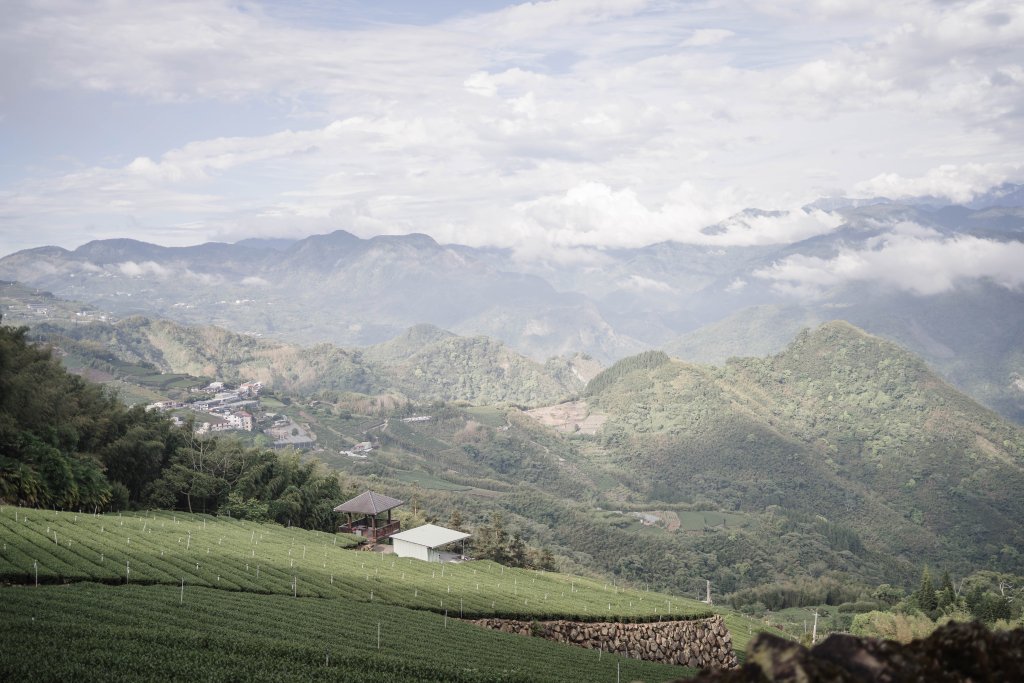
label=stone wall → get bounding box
[469,614,738,670]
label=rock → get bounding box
[690,621,1024,682]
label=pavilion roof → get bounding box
[333,490,404,515]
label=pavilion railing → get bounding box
[338,519,400,541]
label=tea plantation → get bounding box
[0,507,767,681]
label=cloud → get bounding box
[681,29,735,47]
[113,260,224,285]
[853,163,1023,203]
[117,261,170,278]
[241,276,270,287]
[725,278,747,293]
[705,209,844,246]
[754,225,1024,297]
[1,0,1023,257]
[620,275,675,293]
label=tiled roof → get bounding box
[333,490,404,514]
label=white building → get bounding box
[223,411,254,431]
[390,524,470,563]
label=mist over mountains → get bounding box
[2,189,1023,422]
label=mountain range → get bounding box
[2,187,1022,422]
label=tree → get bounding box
[914,566,938,614]
[507,532,527,568]
[447,509,465,532]
[473,512,510,564]
[535,546,557,571]
[937,570,957,610]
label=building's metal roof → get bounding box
[390,524,470,549]
[333,490,404,515]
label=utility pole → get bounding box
[812,609,819,645]
[705,579,712,606]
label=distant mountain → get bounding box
[0,229,644,362]
[232,237,298,251]
[1,189,1022,421]
[585,322,1024,576]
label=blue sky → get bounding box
[2,0,1022,259]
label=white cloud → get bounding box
[725,278,748,293]
[620,275,676,293]
[853,163,1023,203]
[681,29,734,47]
[705,209,844,246]
[754,227,1024,297]
[113,260,225,285]
[117,261,170,278]
[1,0,1023,257]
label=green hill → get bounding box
[365,325,582,405]
[586,321,1024,576]
[25,316,585,407]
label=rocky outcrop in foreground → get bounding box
[470,615,737,669]
[690,621,1024,682]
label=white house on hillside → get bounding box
[390,524,470,563]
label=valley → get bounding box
[6,284,1024,623]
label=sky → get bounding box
[2,0,1023,259]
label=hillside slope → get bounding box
[28,316,585,406]
[587,322,1024,574]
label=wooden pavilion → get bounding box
[334,491,403,543]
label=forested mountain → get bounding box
[585,322,1024,575]
[23,315,587,406]
[2,192,1022,422]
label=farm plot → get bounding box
[0,507,714,623]
[0,583,693,682]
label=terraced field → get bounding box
[1,583,691,682]
[0,508,708,620]
[0,506,776,680]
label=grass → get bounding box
[107,380,166,407]
[1,583,694,682]
[0,506,782,676]
[0,507,726,681]
[675,511,750,532]
[0,507,712,620]
[463,406,509,429]
[391,469,474,492]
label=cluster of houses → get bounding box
[148,380,264,434]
